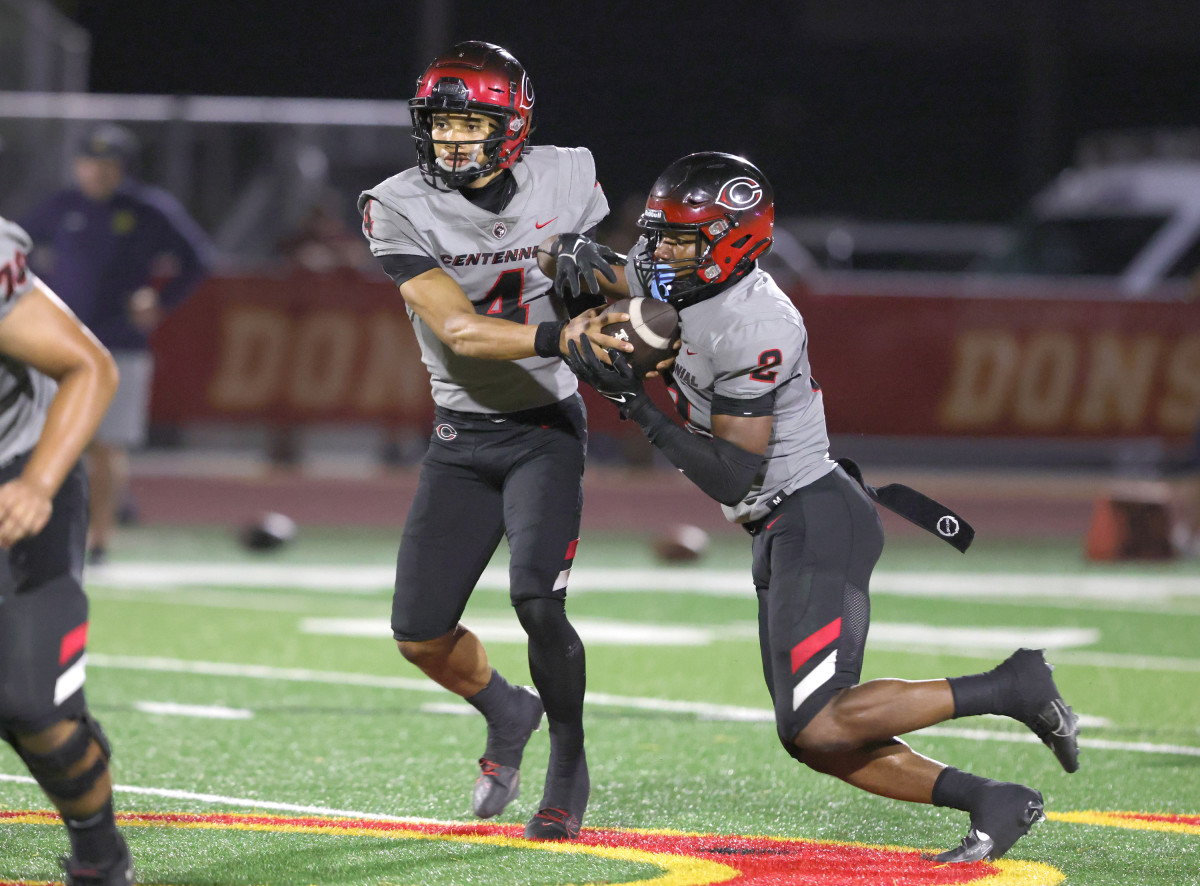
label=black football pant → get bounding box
[751,466,885,745]
[393,396,587,729]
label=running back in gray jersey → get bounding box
[632,253,835,523]
[359,145,609,414]
[0,217,58,465]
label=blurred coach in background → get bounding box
[20,124,213,565]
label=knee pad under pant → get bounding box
[17,713,111,801]
[514,597,573,642]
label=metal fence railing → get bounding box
[0,91,413,265]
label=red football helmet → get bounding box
[634,152,774,307]
[409,41,534,190]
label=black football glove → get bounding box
[548,234,620,315]
[566,334,645,416]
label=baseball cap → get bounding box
[77,124,140,165]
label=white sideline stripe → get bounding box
[793,650,837,711]
[0,773,447,824]
[85,562,1200,602]
[54,655,87,706]
[135,701,253,720]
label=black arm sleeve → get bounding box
[378,252,439,288]
[626,398,762,506]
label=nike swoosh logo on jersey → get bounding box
[685,349,697,355]
[535,217,559,229]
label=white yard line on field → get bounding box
[87,654,1198,759]
[918,726,1200,759]
[300,616,1099,652]
[0,772,446,823]
[85,562,1200,605]
[135,701,254,720]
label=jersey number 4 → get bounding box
[0,249,28,301]
[480,269,529,324]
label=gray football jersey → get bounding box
[0,217,57,465]
[629,248,835,523]
[359,146,609,413]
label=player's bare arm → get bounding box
[711,412,773,456]
[0,282,118,546]
[401,267,633,361]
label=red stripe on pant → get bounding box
[791,618,841,674]
[60,622,89,666]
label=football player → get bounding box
[0,217,129,884]
[563,153,1081,863]
[358,41,630,840]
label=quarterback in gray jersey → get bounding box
[565,154,1079,864]
[359,42,634,841]
[0,218,132,883]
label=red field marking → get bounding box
[0,810,1066,886]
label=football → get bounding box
[239,511,297,551]
[652,524,710,563]
[601,297,680,377]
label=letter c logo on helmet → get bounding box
[715,177,763,211]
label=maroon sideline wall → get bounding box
[150,272,1200,441]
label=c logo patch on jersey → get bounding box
[435,423,458,441]
[715,177,763,211]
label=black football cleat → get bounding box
[1004,648,1081,773]
[60,833,135,885]
[472,686,544,819]
[524,750,589,841]
[932,782,1045,863]
[524,806,581,841]
[473,758,521,819]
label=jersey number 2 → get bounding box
[481,269,529,324]
[750,348,782,382]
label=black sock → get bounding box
[65,797,121,863]
[932,767,993,814]
[947,660,1019,719]
[466,669,513,722]
[467,670,541,766]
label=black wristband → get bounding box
[534,320,568,358]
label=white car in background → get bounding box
[977,159,1200,296]
[772,159,1200,300]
